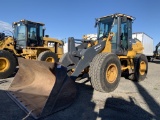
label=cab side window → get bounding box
[28,27,37,40]
[121,22,128,49]
[28,25,38,46]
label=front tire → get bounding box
[89,53,121,92]
[0,50,17,79]
[38,51,58,63]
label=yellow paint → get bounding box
[46,57,55,63]
[0,57,10,72]
[102,40,111,53]
[139,61,146,75]
[102,32,114,53]
[106,64,118,83]
[0,36,64,60]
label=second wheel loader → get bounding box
[6,13,148,119]
[0,19,64,79]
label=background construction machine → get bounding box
[153,42,160,59]
[0,19,64,79]
[60,13,148,92]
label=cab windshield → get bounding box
[14,23,26,41]
[97,17,114,39]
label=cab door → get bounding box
[27,24,37,47]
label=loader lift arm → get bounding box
[60,32,114,79]
[62,37,106,78]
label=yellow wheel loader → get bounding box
[60,13,148,90]
[0,19,64,79]
[6,13,148,119]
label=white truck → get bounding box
[132,32,154,61]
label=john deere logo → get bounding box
[94,44,101,51]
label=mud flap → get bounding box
[6,58,77,119]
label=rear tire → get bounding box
[89,53,121,92]
[0,50,17,79]
[130,54,148,82]
[38,51,58,63]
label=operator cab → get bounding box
[96,13,135,55]
[13,19,45,50]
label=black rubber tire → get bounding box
[38,51,58,63]
[130,54,148,82]
[89,53,121,92]
[0,50,17,79]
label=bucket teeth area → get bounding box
[7,58,77,119]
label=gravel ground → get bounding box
[0,60,160,120]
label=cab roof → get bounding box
[13,19,45,26]
[98,13,135,20]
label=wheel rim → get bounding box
[0,57,10,72]
[106,64,118,83]
[45,57,55,63]
[139,61,146,75]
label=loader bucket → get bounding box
[6,58,77,119]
